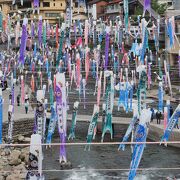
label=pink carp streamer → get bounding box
[164,107,168,131]
[179,50,180,77]
[51,26,54,38]
[76,37,82,47]
[67,51,72,79]
[76,53,81,89]
[21,75,25,104]
[121,42,125,53]
[53,75,56,93]
[163,75,167,87]
[32,62,35,74]
[31,75,35,93]
[164,60,172,97]
[15,21,20,45]
[122,53,129,65]
[56,24,59,49]
[148,63,152,89]
[85,47,90,81]
[97,71,102,107]
[84,20,89,46]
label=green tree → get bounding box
[151,0,167,15]
[133,0,168,17]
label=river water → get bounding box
[43,122,180,180]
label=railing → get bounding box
[105,8,121,14]
[0,0,12,2]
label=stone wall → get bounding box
[2,119,34,140]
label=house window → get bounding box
[168,2,172,6]
[61,3,63,6]
[45,13,60,17]
[75,2,78,7]
[17,1,31,9]
[23,1,31,8]
[43,2,50,7]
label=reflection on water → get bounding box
[66,168,105,180]
[66,168,180,180]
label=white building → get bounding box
[164,0,180,66]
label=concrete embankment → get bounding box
[2,115,180,148]
[149,123,180,148]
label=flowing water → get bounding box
[43,122,180,180]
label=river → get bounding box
[43,122,180,180]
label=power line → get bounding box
[0,141,179,147]
[0,167,180,173]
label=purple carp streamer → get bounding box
[19,18,28,65]
[144,0,151,14]
[34,0,39,7]
[38,16,43,48]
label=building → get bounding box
[0,0,66,24]
[87,0,107,20]
[165,0,180,65]
[72,0,88,21]
[173,0,180,10]
[104,0,122,21]
[87,0,122,21]
[158,0,173,5]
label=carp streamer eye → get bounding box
[57,91,62,97]
[31,160,38,167]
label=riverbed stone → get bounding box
[9,158,21,166]
[4,148,11,156]
[10,149,21,158]
[23,137,31,142]
[9,150,21,166]
[0,175,4,180]
[6,174,19,180]
[1,151,5,156]
[20,147,29,163]
[13,163,26,172]
[1,165,11,178]
[19,172,27,179]
[2,173,9,179]
[0,164,3,171]
[18,135,25,142]
[60,161,72,169]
